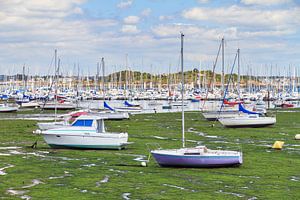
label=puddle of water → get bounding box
[22,179,44,189]
[0,153,11,156]
[248,197,258,200]
[0,146,21,150]
[133,156,147,162]
[162,183,196,192]
[96,175,110,187]
[7,189,27,195]
[186,139,198,143]
[0,164,15,175]
[82,163,96,167]
[290,176,299,181]
[217,190,245,198]
[205,135,219,138]
[122,193,131,200]
[21,195,32,200]
[238,175,260,179]
[153,136,168,140]
[109,169,127,174]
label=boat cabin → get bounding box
[71,115,107,133]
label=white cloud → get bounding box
[159,15,174,21]
[141,8,152,17]
[241,0,292,6]
[121,25,140,34]
[182,6,300,29]
[117,0,133,9]
[198,0,210,3]
[123,16,140,24]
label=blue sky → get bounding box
[0,0,299,76]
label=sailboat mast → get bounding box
[101,57,105,100]
[54,49,58,122]
[221,37,225,93]
[237,48,240,99]
[181,32,185,148]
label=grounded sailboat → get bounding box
[39,115,129,149]
[151,33,242,167]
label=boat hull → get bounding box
[151,152,242,168]
[219,117,276,128]
[202,111,246,121]
[42,131,128,150]
[0,107,18,112]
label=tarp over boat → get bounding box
[104,101,115,111]
[238,103,261,115]
[124,101,137,107]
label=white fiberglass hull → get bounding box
[219,116,276,128]
[202,111,247,121]
[98,112,130,120]
[20,102,39,108]
[42,128,128,149]
[114,107,142,113]
[41,103,76,110]
[0,106,18,112]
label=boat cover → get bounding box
[104,101,115,111]
[238,103,261,115]
[124,101,135,107]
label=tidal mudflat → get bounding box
[0,111,299,199]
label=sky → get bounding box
[0,0,299,76]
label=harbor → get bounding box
[0,0,300,199]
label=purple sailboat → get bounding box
[151,33,243,168]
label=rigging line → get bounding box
[218,49,239,116]
[201,39,222,110]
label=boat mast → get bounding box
[221,37,225,93]
[180,32,185,148]
[101,57,105,100]
[54,49,58,122]
[237,48,240,100]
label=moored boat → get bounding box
[0,104,18,112]
[151,146,242,167]
[218,114,276,128]
[151,33,242,168]
[39,115,128,149]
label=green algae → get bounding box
[0,111,299,199]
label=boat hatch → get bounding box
[72,119,93,127]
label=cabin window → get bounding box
[72,119,93,127]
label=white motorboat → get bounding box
[218,114,276,128]
[39,115,128,149]
[0,104,18,112]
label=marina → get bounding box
[0,0,299,199]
